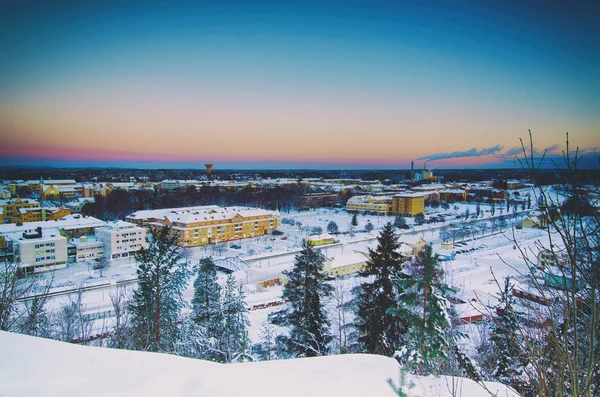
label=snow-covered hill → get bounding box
[0,331,518,397]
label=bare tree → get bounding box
[482,132,599,397]
[108,285,130,349]
[0,261,51,332]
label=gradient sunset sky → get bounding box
[1,0,598,169]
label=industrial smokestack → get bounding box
[424,160,427,170]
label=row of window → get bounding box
[35,255,56,262]
[34,242,55,249]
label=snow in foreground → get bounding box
[0,331,518,397]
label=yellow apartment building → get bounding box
[345,195,393,215]
[0,198,41,224]
[391,193,425,216]
[129,205,279,247]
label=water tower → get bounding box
[204,163,214,176]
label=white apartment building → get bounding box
[69,236,105,263]
[11,227,68,275]
[95,220,147,260]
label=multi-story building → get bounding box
[391,193,425,216]
[95,221,147,260]
[41,184,80,200]
[298,192,341,209]
[439,189,467,202]
[346,193,425,216]
[68,236,105,263]
[10,227,68,275]
[0,215,106,250]
[346,195,393,214]
[128,205,279,247]
[0,198,41,224]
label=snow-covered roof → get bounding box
[130,206,277,224]
[327,252,367,268]
[0,215,105,235]
[307,232,335,241]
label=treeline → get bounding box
[82,185,311,220]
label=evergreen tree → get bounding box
[480,277,528,391]
[351,222,407,356]
[221,275,251,363]
[394,216,407,229]
[327,221,339,234]
[271,240,332,357]
[393,244,454,374]
[351,213,358,227]
[191,256,223,360]
[255,319,277,361]
[129,226,189,352]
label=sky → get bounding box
[1,0,598,169]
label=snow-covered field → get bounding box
[0,330,519,397]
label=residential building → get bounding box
[128,205,279,247]
[298,192,341,208]
[439,189,467,202]
[10,227,68,275]
[95,221,147,260]
[40,184,80,200]
[391,193,425,216]
[65,198,95,213]
[346,195,393,214]
[0,198,41,224]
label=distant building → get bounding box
[299,192,341,208]
[506,180,524,189]
[0,198,41,224]
[439,189,467,202]
[346,195,393,215]
[346,193,425,216]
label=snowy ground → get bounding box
[0,330,519,397]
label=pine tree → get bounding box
[351,213,358,227]
[351,222,407,356]
[393,244,454,374]
[255,319,277,361]
[271,240,332,357]
[480,277,528,391]
[221,275,251,363]
[191,256,223,361]
[129,226,189,352]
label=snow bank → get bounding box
[0,331,518,397]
